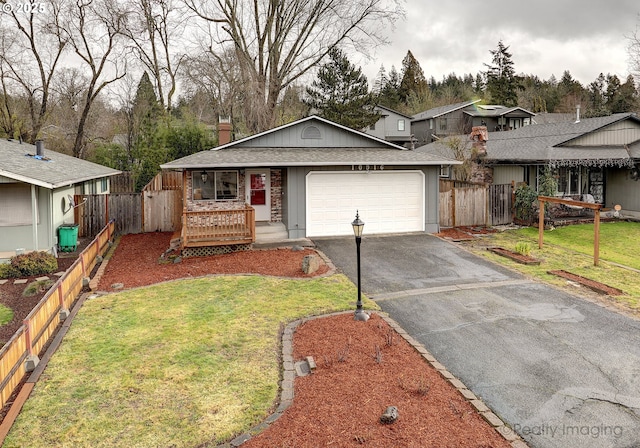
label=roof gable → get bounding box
[412,99,482,121]
[215,115,405,151]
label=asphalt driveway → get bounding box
[314,233,640,448]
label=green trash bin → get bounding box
[58,224,79,252]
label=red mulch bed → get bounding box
[548,270,624,296]
[0,257,76,345]
[487,247,541,265]
[97,232,329,291]
[435,226,497,241]
[244,313,511,448]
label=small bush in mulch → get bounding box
[22,279,55,297]
[1,252,58,279]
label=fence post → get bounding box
[58,282,69,320]
[23,319,39,372]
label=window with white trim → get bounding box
[439,165,451,178]
[439,118,447,131]
[192,171,239,201]
[397,119,405,131]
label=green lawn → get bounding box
[461,221,640,309]
[0,303,12,326]
[4,274,377,448]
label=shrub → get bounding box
[0,263,13,279]
[23,279,55,297]
[514,184,538,222]
[515,242,532,257]
[7,252,58,278]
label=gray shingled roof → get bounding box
[161,147,458,169]
[463,106,534,118]
[416,113,640,164]
[0,139,120,189]
[412,99,481,122]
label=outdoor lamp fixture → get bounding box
[351,211,369,321]
[201,171,208,183]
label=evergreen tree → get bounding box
[305,48,379,129]
[131,72,168,191]
[484,40,521,106]
[399,50,428,102]
[378,65,402,110]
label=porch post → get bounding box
[538,198,545,249]
[31,185,38,251]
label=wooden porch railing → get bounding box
[181,207,255,248]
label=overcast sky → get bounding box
[356,1,640,87]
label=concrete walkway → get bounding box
[314,233,640,448]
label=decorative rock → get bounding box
[380,406,399,424]
[111,282,124,290]
[291,245,304,252]
[302,254,320,274]
[173,256,182,264]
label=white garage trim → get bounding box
[305,170,425,237]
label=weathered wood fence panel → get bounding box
[109,172,135,193]
[143,171,182,191]
[109,193,143,235]
[489,184,513,225]
[0,221,114,410]
[143,190,183,233]
[439,180,512,227]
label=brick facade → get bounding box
[270,169,282,222]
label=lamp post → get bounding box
[351,211,369,321]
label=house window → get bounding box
[439,118,447,131]
[85,181,96,194]
[440,165,451,178]
[192,171,238,201]
[429,119,434,130]
[100,178,108,193]
[0,183,36,226]
[397,119,405,131]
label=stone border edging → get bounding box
[221,310,529,448]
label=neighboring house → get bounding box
[418,113,640,218]
[463,104,535,132]
[0,139,120,259]
[410,100,536,146]
[160,115,459,253]
[411,99,482,146]
[364,106,414,147]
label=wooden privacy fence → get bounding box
[0,221,115,410]
[439,180,513,227]
[75,190,182,237]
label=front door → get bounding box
[246,169,270,221]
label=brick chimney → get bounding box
[469,126,488,159]
[218,116,232,146]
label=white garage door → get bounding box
[306,170,425,237]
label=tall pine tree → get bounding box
[399,50,428,103]
[484,40,521,107]
[305,48,379,129]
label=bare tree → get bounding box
[121,0,187,111]
[58,0,127,158]
[628,17,640,84]
[0,0,67,142]
[182,46,244,127]
[183,0,404,133]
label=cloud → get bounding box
[358,1,639,86]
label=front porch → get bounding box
[181,207,256,249]
[176,207,301,255]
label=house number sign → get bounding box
[351,165,384,171]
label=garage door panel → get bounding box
[306,171,424,237]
